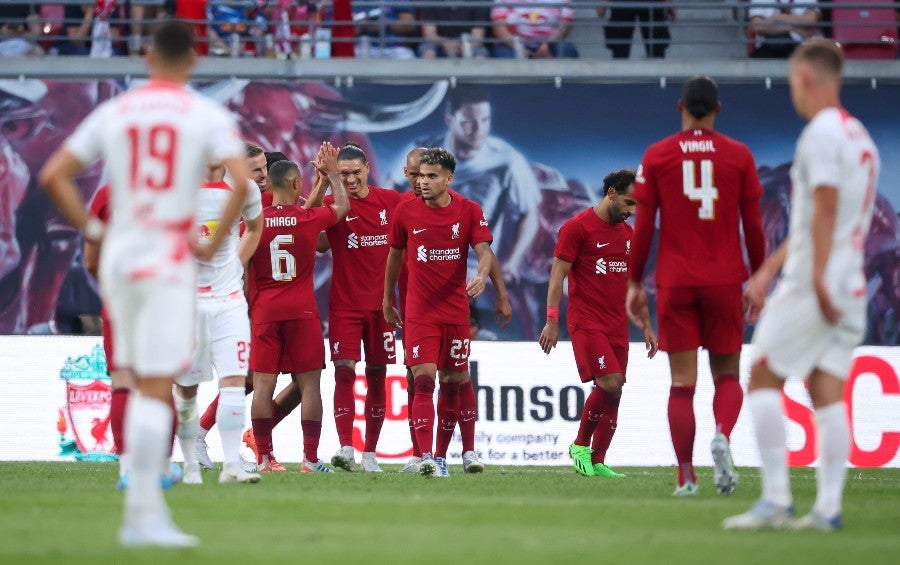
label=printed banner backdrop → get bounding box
[3,336,899,468]
[0,80,897,343]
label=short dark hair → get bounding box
[447,87,490,115]
[245,142,264,159]
[419,147,456,174]
[603,169,636,195]
[792,38,843,78]
[268,160,300,191]
[681,76,719,119]
[151,20,194,65]
[266,151,288,170]
[337,142,367,163]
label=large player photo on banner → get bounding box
[0,79,897,344]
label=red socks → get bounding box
[407,374,421,457]
[591,395,620,464]
[458,380,477,453]
[435,381,460,458]
[668,386,697,485]
[713,374,743,439]
[110,388,129,454]
[364,367,387,452]
[301,419,321,462]
[412,375,436,457]
[575,386,607,446]
[251,417,273,463]
[199,393,219,432]
[333,365,356,446]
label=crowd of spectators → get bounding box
[0,1,896,60]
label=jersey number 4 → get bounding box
[682,160,719,220]
[270,234,296,281]
[127,124,177,191]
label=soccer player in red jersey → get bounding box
[384,147,499,477]
[626,76,766,496]
[319,143,403,473]
[247,146,349,473]
[540,170,658,478]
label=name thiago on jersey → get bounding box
[266,216,297,228]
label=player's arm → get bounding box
[302,169,327,210]
[315,143,349,221]
[488,256,512,328]
[538,257,572,354]
[84,237,100,280]
[316,231,331,253]
[743,238,789,324]
[811,185,840,324]
[467,241,494,299]
[383,247,403,328]
[38,149,103,243]
[626,165,658,330]
[238,212,262,266]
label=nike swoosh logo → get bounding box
[454,361,467,367]
[413,228,427,234]
[387,354,396,359]
[346,216,359,221]
[597,243,610,248]
[461,417,475,422]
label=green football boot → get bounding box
[569,443,595,477]
[592,462,626,478]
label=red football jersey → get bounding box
[391,193,492,325]
[325,186,403,311]
[261,190,273,207]
[631,128,766,287]
[555,208,632,337]
[249,204,337,324]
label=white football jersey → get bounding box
[196,177,262,297]
[65,80,244,281]
[782,107,879,305]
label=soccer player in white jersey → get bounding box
[39,21,250,547]
[723,38,880,532]
[174,162,262,485]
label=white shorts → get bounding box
[751,285,866,380]
[102,277,196,377]
[177,293,250,387]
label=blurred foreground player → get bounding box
[724,39,879,532]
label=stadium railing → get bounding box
[1,1,897,60]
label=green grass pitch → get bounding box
[1,463,898,564]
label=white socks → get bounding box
[813,402,849,519]
[124,394,172,521]
[216,386,246,470]
[748,389,793,508]
[174,391,199,470]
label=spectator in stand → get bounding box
[354,0,417,59]
[58,2,94,55]
[749,0,821,58]
[491,0,578,58]
[599,0,674,59]
[419,0,490,59]
[0,3,42,57]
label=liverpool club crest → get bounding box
[57,344,117,461]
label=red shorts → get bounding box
[329,309,397,365]
[571,328,628,383]
[657,284,743,354]
[101,307,116,373]
[250,318,324,374]
[403,321,470,372]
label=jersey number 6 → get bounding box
[270,234,296,281]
